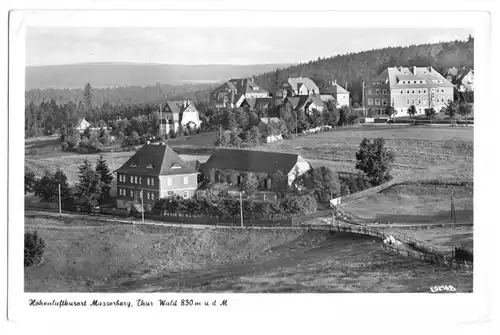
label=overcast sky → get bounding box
[26,27,472,67]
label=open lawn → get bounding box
[386,226,473,253]
[257,125,473,181]
[25,217,472,293]
[342,183,473,224]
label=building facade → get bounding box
[319,80,350,107]
[157,101,202,135]
[364,66,454,117]
[275,77,320,100]
[115,144,199,211]
[210,78,270,110]
[200,149,312,188]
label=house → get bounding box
[364,66,454,117]
[210,78,270,110]
[240,97,273,115]
[114,144,200,211]
[320,80,350,107]
[445,66,474,93]
[73,117,91,134]
[303,96,327,114]
[158,101,202,135]
[200,149,312,188]
[258,117,285,143]
[277,77,320,98]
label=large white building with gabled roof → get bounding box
[364,66,454,117]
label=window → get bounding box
[400,89,403,94]
[167,191,175,197]
[368,98,373,105]
[406,89,410,94]
[146,164,153,169]
[171,164,182,169]
[167,177,172,186]
[418,89,421,94]
[151,193,155,201]
[411,90,415,94]
[367,89,372,95]
[413,81,417,84]
[412,98,415,105]
[417,98,422,105]
[183,176,189,184]
[130,190,134,198]
[382,99,388,106]
[375,89,380,95]
[183,191,189,199]
[375,99,380,106]
[431,88,435,93]
[406,98,410,105]
[423,89,427,94]
[147,192,150,200]
[423,98,427,105]
[130,163,137,168]
[382,89,387,95]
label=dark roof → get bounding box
[320,83,349,95]
[201,149,304,176]
[187,159,201,171]
[286,96,309,109]
[163,101,195,115]
[242,97,272,110]
[115,144,198,176]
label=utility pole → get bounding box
[140,190,144,223]
[362,81,366,117]
[240,191,244,228]
[58,183,62,216]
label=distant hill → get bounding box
[25,62,294,90]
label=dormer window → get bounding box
[130,163,137,168]
[146,164,153,169]
[171,164,182,169]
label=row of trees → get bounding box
[25,156,114,211]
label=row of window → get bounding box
[400,80,426,84]
[368,88,447,95]
[118,174,156,186]
[367,99,388,106]
[405,97,449,105]
[118,188,156,200]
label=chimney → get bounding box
[334,79,337,84]
[184,101,187,108]
[413,66,417,74]
[241,78,244,86]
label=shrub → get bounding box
[24,231,46,267]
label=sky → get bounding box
[25,27,472,67]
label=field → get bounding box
[343,183,473,224]
[258,124,473,181]
[25,217,472,293]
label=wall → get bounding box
[158,173,198,198]
[181,105,202,128]
[287,161,312,185]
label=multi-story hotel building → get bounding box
[364,66,454,117]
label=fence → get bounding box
[334,179,398,206]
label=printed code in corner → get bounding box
[430,285,456,293]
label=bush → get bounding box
[24,231,46,267]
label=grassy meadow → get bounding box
[342,183,473,224]
[25,217,472,293]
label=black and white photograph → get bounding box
[5,4,497,333]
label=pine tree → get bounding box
[75,159,103,211]
[83,83,93,111]
[96,155,113,202]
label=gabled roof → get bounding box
[242,97,272,110]
[457,68,474,82]
[115,144,198,176]
[287,77,319,93]
[163,101,196,115]
[227,78,269,96]
[286,96,309,109]
[373,66,454,88]
[320,82,349,95]
[304,96,326,110]
[201,149,305,176]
